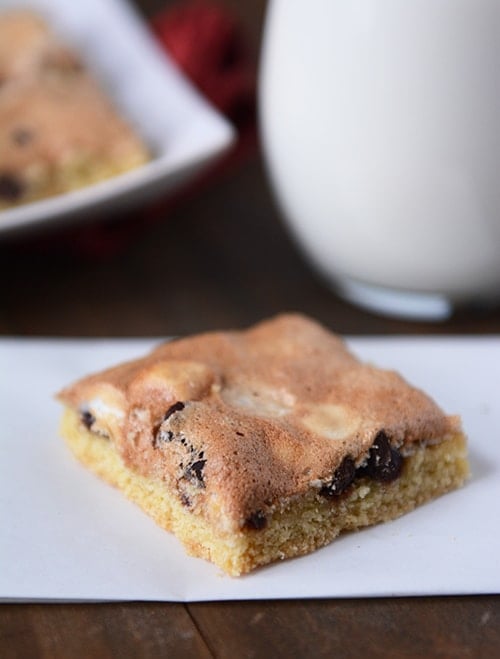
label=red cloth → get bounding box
[153,0,255,127]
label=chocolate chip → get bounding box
[320,456,356,498]
[81,410,95,430]
[11,127,33,146]
[357,431,402,482]
[163,401,185,420]
[0,173,25,201]
[180,493,191,508]
[154,402,186,446]
[155,429,173,445]
[185,459,206,486]
[244,511,267,531]
[236,431,245,437]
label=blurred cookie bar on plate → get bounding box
[0,11,149,210]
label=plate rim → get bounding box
[0,0,236,236]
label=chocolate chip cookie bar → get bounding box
[57,314,469,576]
[0,11,149,210]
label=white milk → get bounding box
[260,0,500,316]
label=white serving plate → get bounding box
[1,336,499,602]
[0,0,235,236]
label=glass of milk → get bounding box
[260,0,500,319]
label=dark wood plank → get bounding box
[189,597,500,659]
[2,596,499,659]
[0,603,212,659]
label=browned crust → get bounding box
[57,314,465,534]
[60,407,469,576]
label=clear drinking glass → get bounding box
[260,0,500,319]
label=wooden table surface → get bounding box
[1,1,499,657]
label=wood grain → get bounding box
[1,598,498,658]
[189,597,500,659]
[0,604,211,659]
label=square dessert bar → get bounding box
[57,314,469,575]
[0,11,149,209]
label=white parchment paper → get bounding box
[1,337,498,601]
